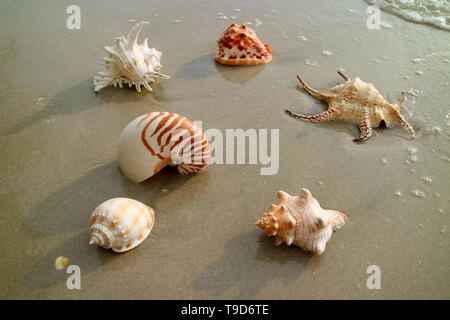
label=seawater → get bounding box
[366,0,450,30]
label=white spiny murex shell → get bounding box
[89,198,155,252]
[255,188,347,255]
[118,112,211,183]
[285,71,415,142]
[93,21,169,93]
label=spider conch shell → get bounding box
[215,24,272,65]
[285,71,415,142]
[89,198,155,252]
[93,21,169,92]
[118,112,210,183]
[255,189,347,255]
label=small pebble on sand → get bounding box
[55,256,69,270]
[305,59,317,66]
[410,190,426,198]
[421,177,432,184]
[413,58,426,63]
[408,146,417,154]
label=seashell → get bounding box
[285,71,415,142]
[255,188,347,255]
[54,256,69,270]
[215,24,272,65]
[118,112,210,183]
[89,198,155,252]
[93,21,169,93]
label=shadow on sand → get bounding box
[190,230,321,299]
[4,78,168,137]
[22,160,201,289]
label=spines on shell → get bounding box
[215,24,272,65]
[93,21,169,93]
[285,71,415,142]
[255,188,347,255]
[255,204,296,246]
[118,112,210,183]
[89,198,155,252]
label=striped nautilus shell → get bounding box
[89,198,155,252]
[118,112,210,182]
[255,188,347,255]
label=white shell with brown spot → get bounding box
[93,21,169,92]
[255,189,347,255]
[89,198,155,252]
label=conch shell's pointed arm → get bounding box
[390,92,414,139]
[285,108,337,123]
[353,108,372,142]
[396,92,406,106]
[299,188,312,203]
[324,210,348,231]
[127,21,149,50]
[337,70,350,81]
[391,108,415,139]
[296,74,331,102]
[277,191,290,202]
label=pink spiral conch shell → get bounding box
[255,188,347,255]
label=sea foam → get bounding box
[365,0,449,31]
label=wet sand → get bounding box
[0,0,449,299]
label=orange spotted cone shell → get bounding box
[215,24,272,65]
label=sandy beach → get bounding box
[0,0,449,299]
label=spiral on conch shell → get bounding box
[89,198,155,252]
[118,112,210,183]
[255,188,347,255]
